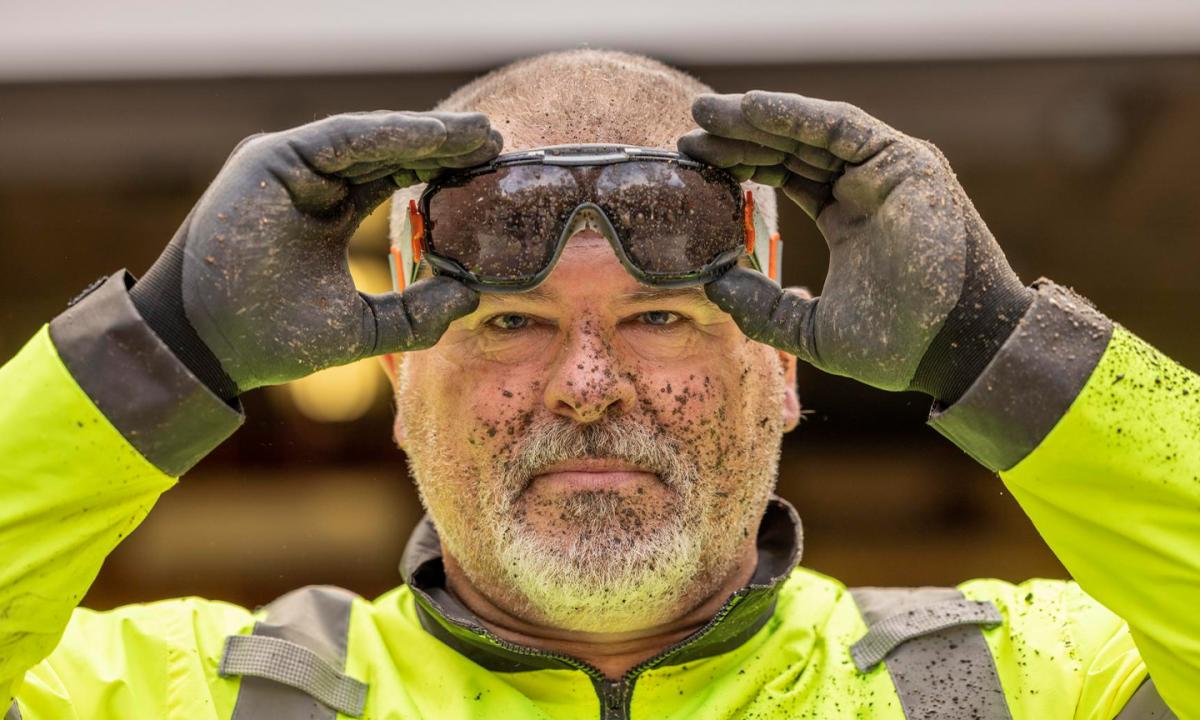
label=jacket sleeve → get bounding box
[931,279,1200,718]
[0,271,242,707]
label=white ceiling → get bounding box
[3,0,1200,81]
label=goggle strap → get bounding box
[408,200,425,267]
[389,245,405,292]
[743,190,756,257]
[768,232,782,282]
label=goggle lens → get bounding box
[593,162,741,276]
[425,165,581,282]
[422,159,747,288]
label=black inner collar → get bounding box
[400,496,803,674]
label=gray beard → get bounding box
[486,417,708,631]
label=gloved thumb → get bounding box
[359,276,479,357]
[705,266,820,365]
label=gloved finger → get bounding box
[741,91,896,164]
[345,164,407,184]
[289,112,449,174]
[424,111,493,157]
[705,266,819,365]
[399,158,446,170]
[391,169,420,188]
[397,129,502,169]
[677,130,787,167]
[781,174,833,220]
[692,94,798,154]
[728,164,756,182]
[749,165,789,187]
[435,128,505,168]
[783,156,836,184]
[340,160,390,180]
[359,276,480,356]
[791,143,844,172]
[348,175,405,219]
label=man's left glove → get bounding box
[129,111,502,400]
[679,91,1034,403]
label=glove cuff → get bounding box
[50,271,244,475]
[129,243,240,401]
[910,274,1034,403]
[928,280,1112,470]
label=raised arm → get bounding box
[1,110,497,707]
[682,90,1199,716]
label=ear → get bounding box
[377,353,408,449]
[778,349,801,433]
[378,352,399,387]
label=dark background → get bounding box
[2,55,1197,610]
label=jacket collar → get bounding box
[399,496,803,675]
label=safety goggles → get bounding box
[389,144,782,293]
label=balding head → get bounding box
[389,49,777,248]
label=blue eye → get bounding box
[489,314,530,330]
[640,311,680,326]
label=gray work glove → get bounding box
[679,91,1034,402]
[130,111,502,399]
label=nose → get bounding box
[543,318,636,423]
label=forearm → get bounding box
[0,272,242,700]
[931,280,1200,717]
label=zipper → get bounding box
[439,590,748,720]
[598,591,749,720]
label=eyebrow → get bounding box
[478,286,558,305]
[618,286,710,305]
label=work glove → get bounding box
[679,91,1034,403]
[129,111,501,400]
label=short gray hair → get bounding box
[389,49,777,251]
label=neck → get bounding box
[443,545,758,679]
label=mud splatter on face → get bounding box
[396,233,792,632]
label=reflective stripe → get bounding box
[851,597,1002,671]
[1115,678,1179,720]
[851,587,1012,720]
[223,585,365,719]
[221,634,367,717]
[4,700,20,720]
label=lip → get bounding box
[530,457,659,492]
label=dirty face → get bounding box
[394,228,798,633]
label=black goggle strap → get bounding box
[389,192,781,293]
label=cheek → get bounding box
[624,356,739,456]
[629,339,782,481]
[464,379,544,455]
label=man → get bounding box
[0,49,1195,719]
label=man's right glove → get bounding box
[130,111,502,400]
[679,92,1034,403]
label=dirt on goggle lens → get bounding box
[423,161,744,285]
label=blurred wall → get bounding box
[1,55,1198,610]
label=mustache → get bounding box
[500,416,696,494]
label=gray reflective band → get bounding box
[851,597,1002,671]
[223,585,366,719]
[851,587,1012,720]
[221,634,366,717]
[1115,678,1179,720]
[5,700,20,720]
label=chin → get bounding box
[496,499,706,632]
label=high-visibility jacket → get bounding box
[0,271,1197,719]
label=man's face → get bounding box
[392,227,798,633]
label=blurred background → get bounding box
[2,1,1198,611]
